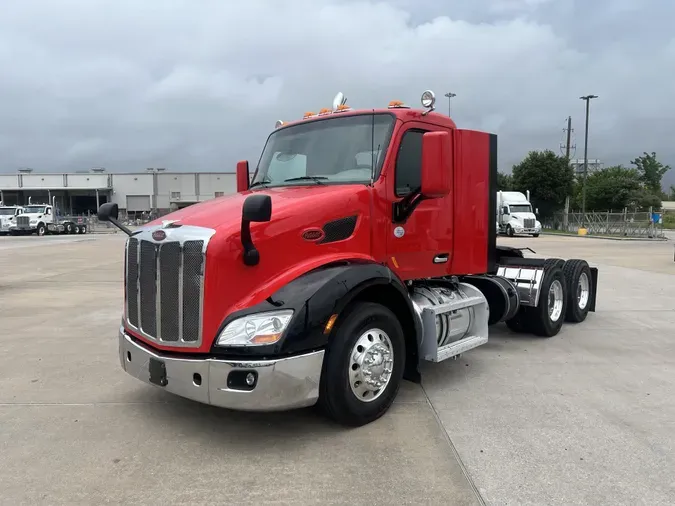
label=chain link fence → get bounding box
[543,209,666,239]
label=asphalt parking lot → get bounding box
[1,233,674,505]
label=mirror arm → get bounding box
[392,189,427,224]
[240,219,260,266]
[108,217,133,236]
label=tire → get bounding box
[505,310,531,333]
[563,259,593,323]
[65,223,73,234]
[36,223,46,236]
[532,233,540,238]
[317,301,405,427]
[74,225,81,234]
[507,225,514,237]
[80,225,87,234]
[525,263,567,337]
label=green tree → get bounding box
[511,150,574,218]
[579,165,642,211]
[669,185,675,201]
[496,171,513,191]
[630,152,670,195]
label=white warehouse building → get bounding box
[0,169,237,217]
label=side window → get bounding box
[395,130,424,197]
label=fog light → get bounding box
[227,370,258,391]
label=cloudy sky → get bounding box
[1,0,674,186]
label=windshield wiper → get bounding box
[283,176,327,184]
[249,178,271,188]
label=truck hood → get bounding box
[135,184,374,353]
[147,184,367,234]
[509,212,537,222]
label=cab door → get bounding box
[384,122,454,281]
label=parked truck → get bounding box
[0,204,24,235]
[497,190,541,237]
[99,90,598,427]
[11,197,88,235]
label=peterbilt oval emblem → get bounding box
[302,229,324,241]
[152,230,167,241]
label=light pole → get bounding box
[444,92,456,116]
[579,94,598,227]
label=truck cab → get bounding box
[13,204,54,236]
[497,190,541,237]
[0,205,23,235]
[100,90,598,427]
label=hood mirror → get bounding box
[97,202,132,236]
[241,194,272,266]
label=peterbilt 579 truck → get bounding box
[98,90,598,427]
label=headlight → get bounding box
[30,220,37,224]
[216,310,294,347]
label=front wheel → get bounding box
[36,224,46,236]
[507,225,515,237]
[318,301,405,427]
[532,233,540,237]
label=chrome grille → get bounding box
[17,216,30,227]
[124,225,214,347]
[524,218,535,228]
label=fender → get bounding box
[210,262,421,365]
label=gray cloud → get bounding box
[1,0,674,187]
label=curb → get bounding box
[540,232,669,242]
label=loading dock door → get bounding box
[126,195,151,212]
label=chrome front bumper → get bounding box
[118,329,324,411]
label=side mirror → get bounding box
[97,202,119,221]
[241,194,272,266]
[503,206,510,215]
[242,194,272,223]
[421,131,452,198]
[535,208,539,215]
[237,160,250,192]
[97,202,132,236]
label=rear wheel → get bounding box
[563,259,593,323]
[525,263,567,337]
[65,223,73,234]
[318,301,405,427]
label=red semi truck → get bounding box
[98,90,598,427]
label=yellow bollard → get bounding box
[578,227,588,236]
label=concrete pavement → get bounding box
[1,233,674,505]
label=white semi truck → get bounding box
[0,204,24,235]
[497,190,541,237]
[10,197,88,236]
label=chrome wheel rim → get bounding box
[577,272,590,310]
[348,328,394,403]
[548,279,564,322]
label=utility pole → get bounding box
[565,116,572,160]
[579,95,598,227]
[444,92,456,116]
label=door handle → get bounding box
[433,253,449,264]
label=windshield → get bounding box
[510,204,532,213]
[252,113,395,187]
[23,206,46,214]
[0,208,17,216]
